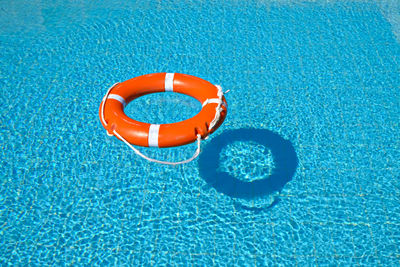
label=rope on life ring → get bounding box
[99,73,228,165]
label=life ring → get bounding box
[99,73,228,148]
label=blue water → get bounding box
[1,0,399,265]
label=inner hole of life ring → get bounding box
[124,92,202,125]
[218,141,276,183]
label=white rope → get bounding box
[208,85,225,131]
[101,83,202,165]
[101,83,120,136]
[114,131,202,165]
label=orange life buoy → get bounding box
[99,73,228,148]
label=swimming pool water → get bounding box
[1,0,399,265]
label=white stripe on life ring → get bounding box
[108,94,126,107]
[148,124,160,147]
[165,73,174,92]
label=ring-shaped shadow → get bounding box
[199,128,298,200]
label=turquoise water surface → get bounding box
[1,0,399,265]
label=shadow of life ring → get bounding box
[198,128,298,199]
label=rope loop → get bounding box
[114,131,202,165]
